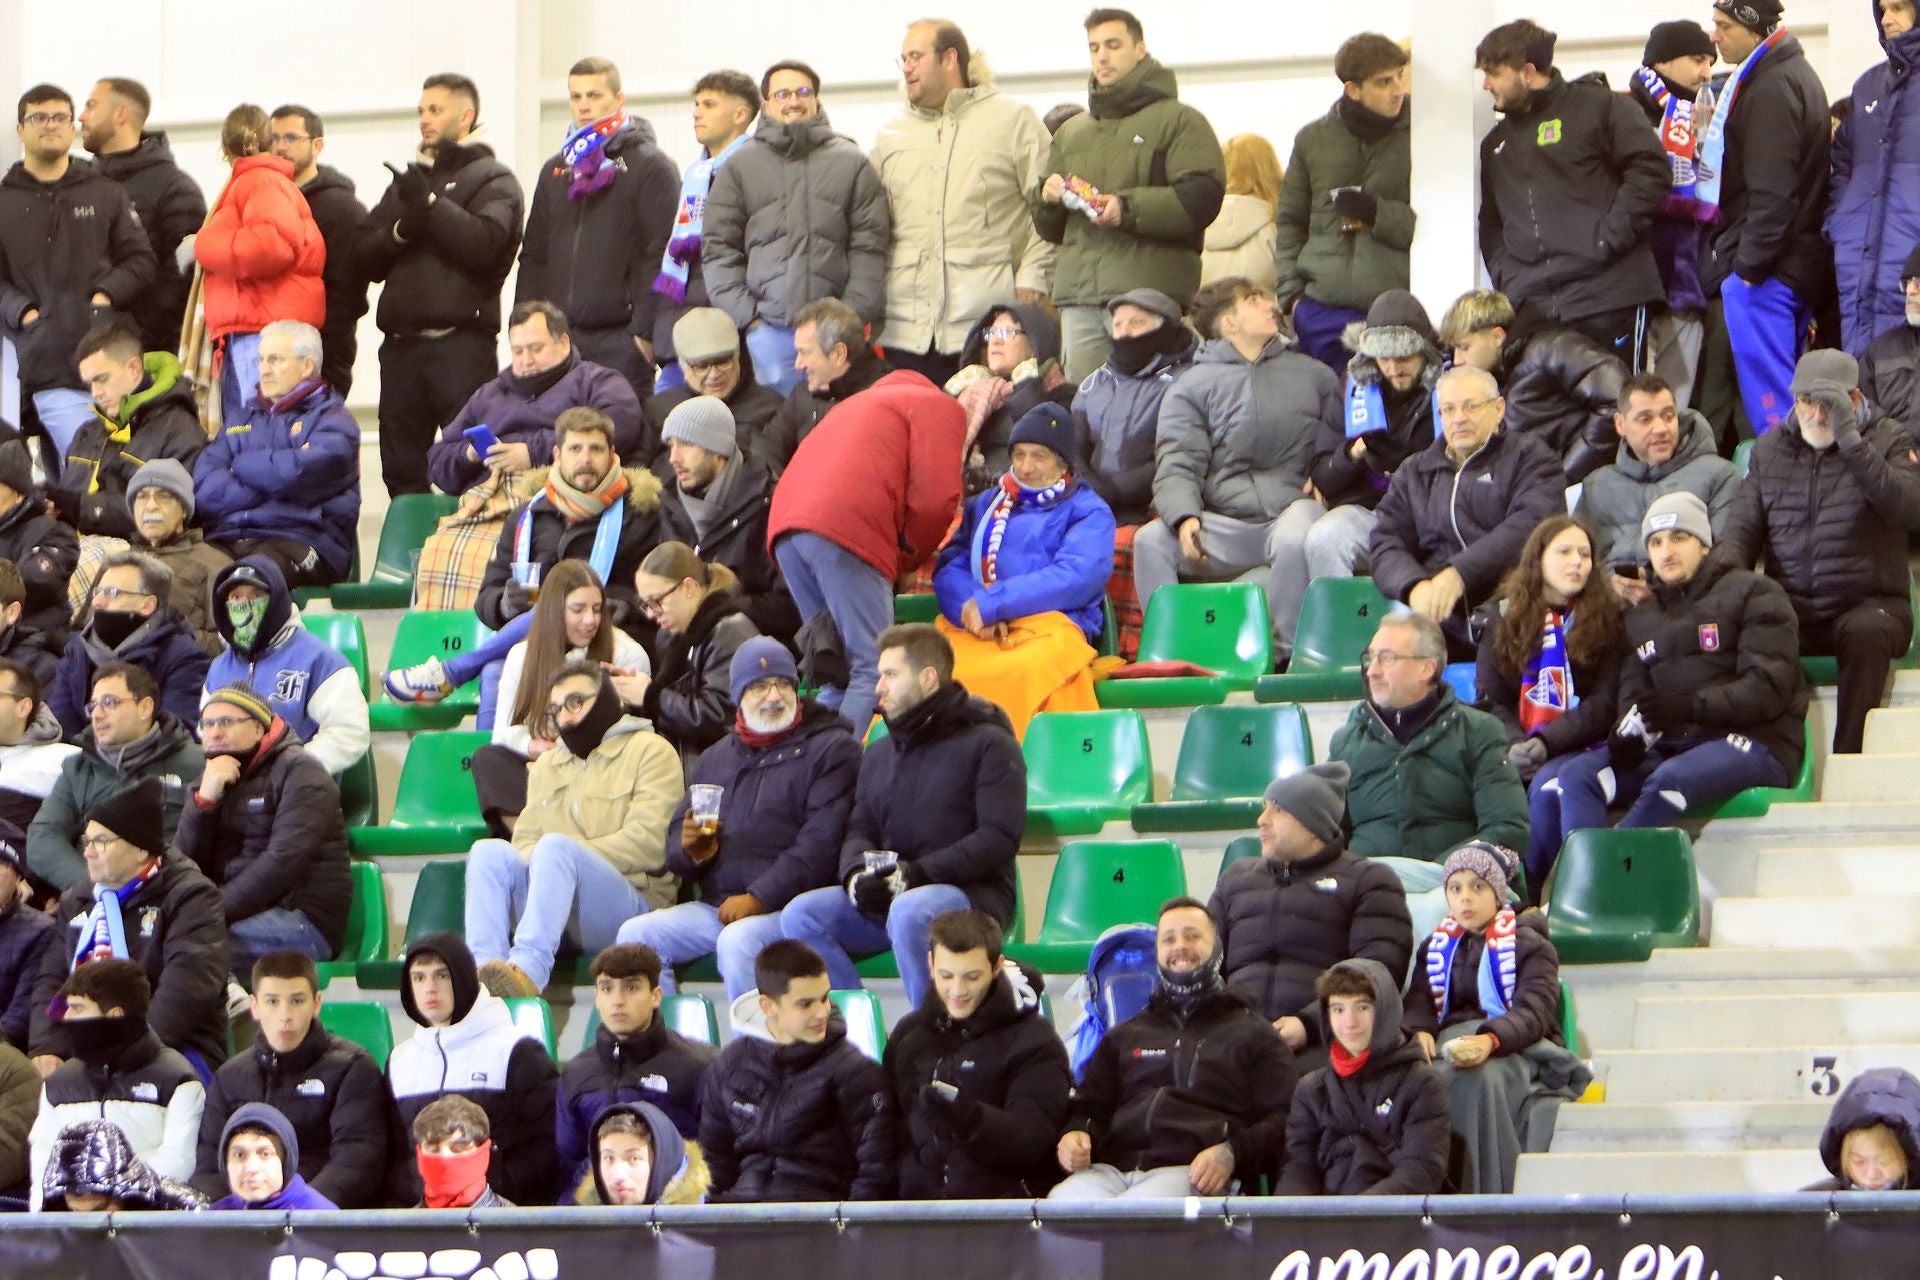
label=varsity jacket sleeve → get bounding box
[975,496,1116,628]
[1842,420,1920,529]
[627,147,682,339]
[1009,108,1059,295]
[745,734,861,911]
[95,189,158,310]
[955,1029,1073,1176]
[146,873,229,1057]
[1149,375,1213,532]
[1481,922,1562,1053]
[1687,575,1802,730]
[1116,105,1226,247]
[1272,135,1314,305]
[1447,440,1569,600]
[310,1050,392,1209]
[420,168,524,276]
[1364,464,1431,604]
[1275,1077,1328,1195]
[838,1050,897,1200]
[699,164,756,329]
[226,405,360,496]
[1225,1023,1298,1177]
[1593,96,1673,263]
[1357,1061,1451,1195]
[152,1078,204,1182]
[903,730,1025,894]
[839,155,892,327]
[301,665,372,777]
[191,1065,234,1198]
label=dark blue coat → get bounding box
[933,476,1115,639]
[50,608,212,738]
[556,1016,715,1200]
[1809,1066,1920,1190]
[0,901,56,1051]
[192,380,360,578]
[1829,12,1920,355]
[424,355,644,496]
[664,702,859,909]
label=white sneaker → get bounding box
[384,656,452,703]
[226,980,251,1022]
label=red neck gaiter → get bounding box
[1330,1039,1372,1078]
[419,1141,492,1208]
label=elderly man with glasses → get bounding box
[463,659,684,1000]
[49,551,209,739]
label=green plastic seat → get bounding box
[320,1000,394,1066]
[893,593,939,624]
[301,613,370,695]
[1687,721,1815,819]
[369,610,495,731]
[504,995,557,1057]
[349,731,490,855]
[1024,710,1152,838]
[356,858,467,988]
[331,493,461,610]
[1256,576,1394,704]
[583,994,720,1048]
[1097,583,1272,708]
[1732,439,1753,476]
[830,989,887,1060]
[1131,703,1313,832]
[291,542,360,609]
[337,751,378,829]
[1559,978,1579,1054]
[1547,828,1700,964]
[1008,839,1186,973]
[316,862,390,987]
[1217,834,1261,880]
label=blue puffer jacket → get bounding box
[1071,336,1197,527]
[192,379,361,577]
[50,607,212,738]
[1828,8,1920,355]
[933,475,1116,640]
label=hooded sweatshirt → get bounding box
[209,1101,338,1210]
[1806,1066,1920,1191]
[41,1118,206,1212]
[575,1100,712,1206]
[0,703,80,831]
[202,555,370,775]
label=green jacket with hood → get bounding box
[51,351,206,540]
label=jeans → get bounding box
[745,322,801,396]
[465,834,651,990]
[1132,500,1324,656]
[229,907,333,976]
[1721,275,1809,435]
[1048,1164,1212,1200]
[31,387,94,461]
[444,612,531,687]
[1291,297,1368,379]
[774,532,894,734]
[1059,306,1114,384]
[1551,735,1791,836]
[220,331,262,422]
[1304,504,1377,580]
[617,901,787,1003]
[779,881,972,1009]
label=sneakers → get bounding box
[478,960,539,999]
[226,980,252,1023]
[384,656,452,703]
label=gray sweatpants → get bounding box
[1133,498,1323,656]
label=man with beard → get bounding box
[117,462,231,655]
[619,638,859,1001]
[49,552,208,738]
[1051,896,1295,1199]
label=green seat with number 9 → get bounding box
[349,730,492,856]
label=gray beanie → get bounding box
[661,395,737,458]
[126,458,195,520]
[1788,348,1860,401]
[1641,490,1713,551]
[1262,761,1350,844]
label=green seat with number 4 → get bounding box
[1131,703,1312,832]
[1008,839,1186,973]
[1256,576,1394,703]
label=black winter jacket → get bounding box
[31,852,228,1064]
[1278,958,1450,1195]
[1494,309,1629,479]
[51,367,205,539]
[1715,414,1920,624]
[557,1016,716,1195]
[1701,32,1832,302]
[473,467,662,631]
[297,166,370,394]
[699,1013,897,1202]
[755,350,897,471]
[193,1020,388,1207]
[1368,428,1567,647]
[50,606,210,739]
[655,455,800,642]
[0,478,80,642]
[93,133,206,357]
[1474,602,1628,757]
[1620,556,1810,776]
[666,701,859,910]
[1209,841,1411,1043]
[1477,71,1669,323]
[1069,985,1296,1177]
[840,683,1025,926]
[885,961,1070,1199]
[517,118,679,342]
[173,721,350,954]
[1404,910,1563,1052]
[643,375,785,468]
[0,900,57,1051]
[356,138,524,337]
[638,590,761,773]
[0,158,156,391]
[1863,324,1920,443]
[1311,351,1439,511]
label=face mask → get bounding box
[1157,938,1225,1015]
[63,1014,145,1063]
[558,680,625,759]
[418,1141,492,1208]
[227,596,268,651]
[91,610,145,649]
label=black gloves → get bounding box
[385,162,433,240]
[849,860,922,917]
[1636,689,1696,735]
[499,577,534,622]
[1331,187,1378,226]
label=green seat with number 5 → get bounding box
[1131,703,1313,832]
[1097,582,1271,708]
[1024,710,1152,838]
[1007,839,1186,973]
[369,610,494,731]
[1256,576,1394,704]
[349,731,492,855]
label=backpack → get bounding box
[1062,923,1159,1081]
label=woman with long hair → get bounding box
[1201,133,1282,292]
[1473,515,1627,895]
[612,542,760,771]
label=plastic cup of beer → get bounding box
[689,784,724,834]
[512,560,543,601]
[863,850,900,876]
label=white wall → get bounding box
[0,0,1889,411]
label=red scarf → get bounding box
[1330,1040,1371,1078]
[419,1142,492,1208]
[733,709,799,750]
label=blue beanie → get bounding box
[729,636,798,707]
[1007,402,1075,464]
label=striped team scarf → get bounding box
[1519,608,1577,734]
[73,858,164,968]
[560,111,628,201]
[973,472,1071,586]
[1695,27,1788,217]
[1426,907,1520,1023]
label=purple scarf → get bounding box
[561,111,627,201]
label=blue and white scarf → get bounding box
[1695,27,1787,217]
[1635,67,1715,223]
[972,472,1071,586]
[73,858,163,968]
[514,495,625,587]
[1426,907,1519,1024]
[653,132,751,304]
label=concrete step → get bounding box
[1630,991,1920,1050]
[1820,753,1920,802]
[1750,847,1920,896]
[1696,800,1920,841]
[1596,1043,1920,1103]
[1632,946,1920,984]
[1709,896,1920,949]
[1515,1148,1826,1195]
[1863,706,1920,753]
[1549,1100,1829,1153]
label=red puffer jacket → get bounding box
[194,153,326,340]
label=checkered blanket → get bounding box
[412,469,536,611]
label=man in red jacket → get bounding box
[767,297,964,733]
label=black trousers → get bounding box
[882,345,961,386]
[569,325,656,406]
[377,330,498,495]
[1565,304,1650,372]
[1801,600,1912,754]
[216,536,340,589]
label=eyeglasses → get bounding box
[85,695,134,715]
[685,354,737,373]
[1436,396,1498,421]
[1358,649,1424,671]
[0,685,24,703]
[270,132,310,146]
[896,50,932,70]
[743,676,794,698]
[546,690,596,719]
[23,112,72,128]
[80,833,123,853]
[769,86,816,103]
[638,580,688,615]
[984,326,1026,342]
[198,714,253,733]
[90,586,152,605]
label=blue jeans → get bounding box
[1551,735,1791,837]
[465,834,651,989]
[779,882,972,1009]
[774,532,893,734]
[31,387,94,460]
[229,907,333,976]
[617,901,786,1003]
[745,322,802,396]
[445,611,531,688]
[1291,297,1369,379]
[1721,275,1809,435]
[221,331,262,422]
[1525,747,1605,889]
